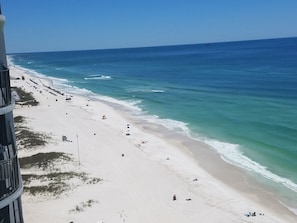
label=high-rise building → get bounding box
[0,5,24,223]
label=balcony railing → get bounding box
[0,155,21,201]
[0,68,11,108]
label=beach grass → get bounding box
[14,116,50,149]
[21,153,102,197]
[16,128,49,148]
[14,115,25,124]
[69,199,99,213]
[22,172,102,197]
[12,86,39,106]
[19,152,72,170]
[23,182,69,196]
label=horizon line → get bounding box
[8,36,297,54]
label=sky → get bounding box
[1,0,297,53]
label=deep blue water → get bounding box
[10,37,297,210]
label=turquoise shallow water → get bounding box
[10,37,297,210]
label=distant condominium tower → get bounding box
[0,5,24,223]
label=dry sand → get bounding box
[10,65,296,223]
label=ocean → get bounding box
[9,37,297,212]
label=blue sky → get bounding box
[1,0,297,53]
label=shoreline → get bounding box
[10,64,297,223]
[135,117,297,214]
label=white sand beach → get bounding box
[10,65,296,223]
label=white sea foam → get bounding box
[288,206,297,215]
[144,116,190,135]
[127,87,165,94]
[151,89,165,93]
[91,95,143,112]
[84,75,111,80]
[203,138,297,193]
[46,76,69,85]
